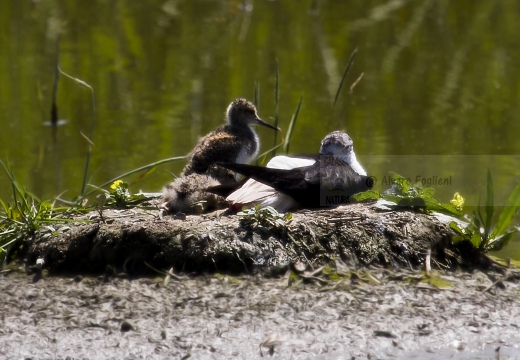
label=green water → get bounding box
[1,1,520,256]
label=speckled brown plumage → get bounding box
[181,98,275,182]
[162,98,277,214]
[162,173,227,214]
[181,127,252,181]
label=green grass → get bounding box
[271,58,280,157]
[333,48,358,108]
[450,170,520,252]
[282,95,302,155]
[0,160,83,265]
[353,170,520,254]
[58,68,97,197]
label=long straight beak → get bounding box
[255,117,279,131]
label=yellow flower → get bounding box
[110,180,124,191]
[450,192,465,210]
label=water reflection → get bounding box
[1,0,519,252]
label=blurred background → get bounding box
[1,0,519,253]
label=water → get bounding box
[1,0,520,256]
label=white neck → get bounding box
[338,152,366,176]
[236,125,259,164]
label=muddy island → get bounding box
[26,201,489,275]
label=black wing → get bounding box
[205,178,247,197]
[220,160,373,208]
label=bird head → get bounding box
[226,98,278,131]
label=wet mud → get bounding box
[1,268,520,359]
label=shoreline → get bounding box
[1,268,519,359]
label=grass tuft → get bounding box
[0,160,82,266]
[271,58,280,157]
[283,95,303,154]
[450,170,520,252]
[333,48,358,108]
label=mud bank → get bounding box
[1,269,520,359]
[26,203,465,275]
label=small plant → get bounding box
[96,180,148,209]
[238,205,292,233]
[353,172,461,216]
[383,172,462,215]
[0,160,78,265]
[450,192,465,212]
[450,170,520,252]
[109,180,131,207]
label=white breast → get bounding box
[236,128,259,165]
[347,152,367,176]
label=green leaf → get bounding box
[484,169,495,239]
[470,230,482,249]
[333,48,358,107]
[435,202,463,217]
[283,95,303,154]
[492,180,520,238]
[419,187,436,198]
[449,221,465,236]
[270,59,279,159]
[131,166,157,184]
[451,235,466,244]
[489,231,517,251]
[380,193,401,204]
[0,199,9,214]
[389,172,410,194]
[352,189,380,202]
[472,210,481,233]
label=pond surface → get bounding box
[1,1,520,256]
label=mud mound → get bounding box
[26,203,464,274]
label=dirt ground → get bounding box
[5,204,520,358]
[26,203,462,275]
[1,267,520,359]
